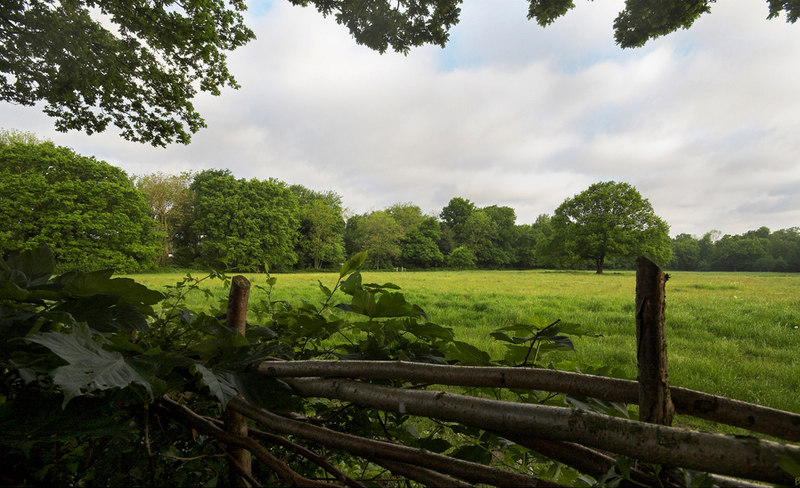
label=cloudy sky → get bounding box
[2,0,800,237]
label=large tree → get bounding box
[353,210,403,269]
[548,181,671,274]
[177,170,299,270]
[440,197,476,245]
[135,172,194,266]
[0,135,160,271]
[290,185,345,270]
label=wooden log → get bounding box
[224,275,251,487]
[227,397,549,487]
[280,377,798,485]
[635,256,675,426]
[254,360,800,442]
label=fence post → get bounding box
[225,275,252,487]
[635,257,675,425]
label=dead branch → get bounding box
[255,360,800,442]
[210,418,366,488]
[228,397,554,487]
[279,377,798,485]
[368,457,474,488]
[156,396,343,488]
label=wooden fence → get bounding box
[156,257,800,487]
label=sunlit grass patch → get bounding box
[128,268,800,419]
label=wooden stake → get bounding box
[225,275,252,487]
[635,257,674,426]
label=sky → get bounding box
[2,0,800,237]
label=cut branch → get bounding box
[226,275,252,486]
[156,396,343,488]
[227,397,553,488]
[368,457,474,488]
[506,436,655,486]
[278,377,798,485]
[210,418,366,488]
[635,256,674,425]
[255,360,800,442]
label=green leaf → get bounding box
[53,296,148,332]
[451,444,492,464]
[191,364,238,406]
[418,438,452,453]
[778,450,800,477]
[318,280,333,298]
[0,280,28,301]
[444,341,492,366]
[57,271,164,308]
[234,373,298,412]
[340,271,362,295]
[339,251,367,278]
[3,244,55,286]
[26,323,153,406]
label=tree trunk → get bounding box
[595,256,604,274]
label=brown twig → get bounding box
[155,396,343,488]
[229,397,554,487]
[209,418,366,488]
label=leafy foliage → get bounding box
[291,186,346,270]
[545,181,672,274]
[1,0,254,145]
[670,227,800,272]
[134,172,194,266]
[0,137,161,272]
[176,169,300,271]
[0,244,603,486]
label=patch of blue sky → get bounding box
[247,0,275,17]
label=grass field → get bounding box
[130,268,800,431]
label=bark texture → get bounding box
[281,377,798,485]
[255,360,800,442]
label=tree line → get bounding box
[2,134,799,273]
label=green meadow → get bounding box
[131,269,800,429]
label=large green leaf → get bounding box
[2,244,55,287]
[57,270,164,308]
[54,295,148,332]
[26,323,153,406]
[191,364,238,406]
[339,251,367,278]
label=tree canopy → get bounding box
[176,169,299,271]
[6,1,797,144]
[1,0,254,146]
[546,181,671,274]
[0,134,160,271]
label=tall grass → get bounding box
[130,269,800,426]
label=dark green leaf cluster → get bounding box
[289,0,462,54]
[0,0,255,146]
[174,169,300,271]
[527,0,800,48]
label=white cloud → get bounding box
[2,0,800,237]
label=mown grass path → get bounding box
[131,269,800,430]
